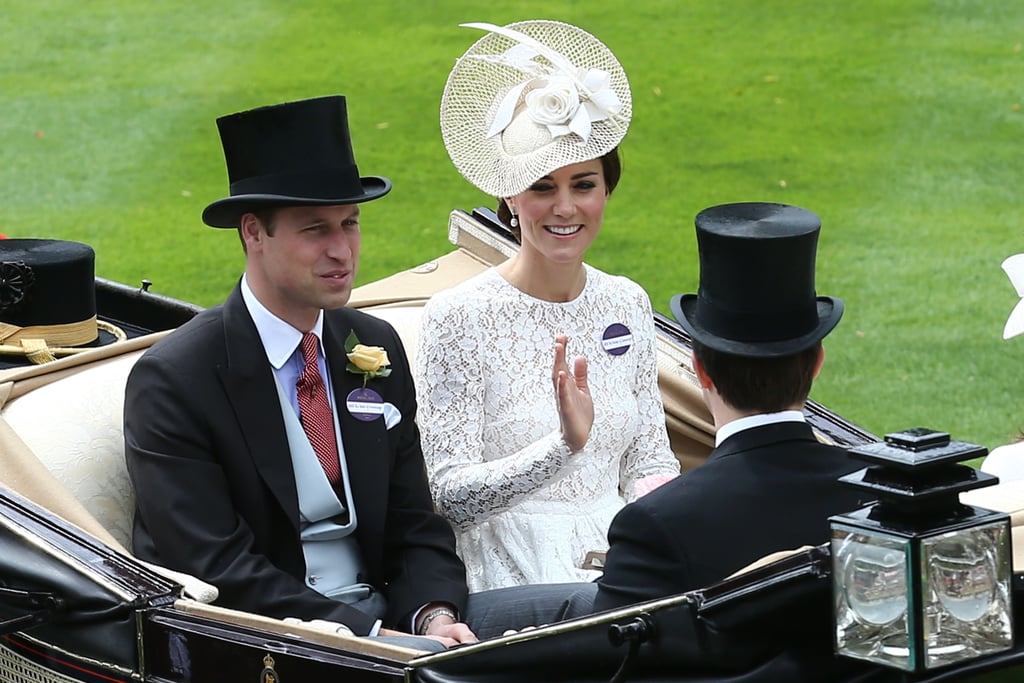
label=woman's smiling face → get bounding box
[507,159,609,267]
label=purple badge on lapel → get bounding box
[601,323,632,356]
[346,388,385,422]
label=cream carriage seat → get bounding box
[1,347,143,549]
[0,333,217,602]
[0,338,158,551]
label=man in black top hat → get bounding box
[124,96,476,648]
[588,202,866,612]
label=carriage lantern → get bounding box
[830,427,1014,672]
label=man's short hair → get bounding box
[250,208,278,235]
[237,208,278,252]
[692,341,821,413]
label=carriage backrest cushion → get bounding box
[1,350,144,549]
[359,303,426,365]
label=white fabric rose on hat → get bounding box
[486,68,621,146]
[526,75,581,134]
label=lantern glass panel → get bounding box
[832,525,913,671]
[921,521,1013,669]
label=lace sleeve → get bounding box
[415,294,573,530]
[617,290,681,500]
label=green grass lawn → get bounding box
[3,0,1023,453]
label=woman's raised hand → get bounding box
[552,334,593,453]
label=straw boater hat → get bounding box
[670,202,844,358]
[440,20,632,198]
[202,95,391,229]
[0,239,126,365]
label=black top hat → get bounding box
[202,95,392,228]
[1,239,125,365]
[670,202,844,358]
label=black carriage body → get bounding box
[140,608,407,682]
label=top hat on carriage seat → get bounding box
[0,239,126,365]
[670,202,844,358]
[440,20,632,199]
[201,95,392,229]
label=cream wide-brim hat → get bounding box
[440,20,632,199]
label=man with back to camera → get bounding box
[589,202,867,612]
[123,95,476,648]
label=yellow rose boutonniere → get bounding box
[345,331,392,387]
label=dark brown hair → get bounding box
[692,341,821,413]
[496,147,622,240]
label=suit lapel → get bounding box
[323,311,389,531]
[217,287,300,528]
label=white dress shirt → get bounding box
[714,410,807,447]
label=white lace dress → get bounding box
[415,265,679,591]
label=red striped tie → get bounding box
[296,332,341,485]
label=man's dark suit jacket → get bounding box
[124,286,467,635]
[591,421,865,613]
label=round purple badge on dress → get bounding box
[601,323,632,356]
[346,387,385,422]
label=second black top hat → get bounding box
[670,202,844,358]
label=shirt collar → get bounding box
[714,410,806,447]
[240,274,325,369]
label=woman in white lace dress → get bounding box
[416,20,679,591]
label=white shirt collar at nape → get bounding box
[240,274,325,369]
[714,410,806,447]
